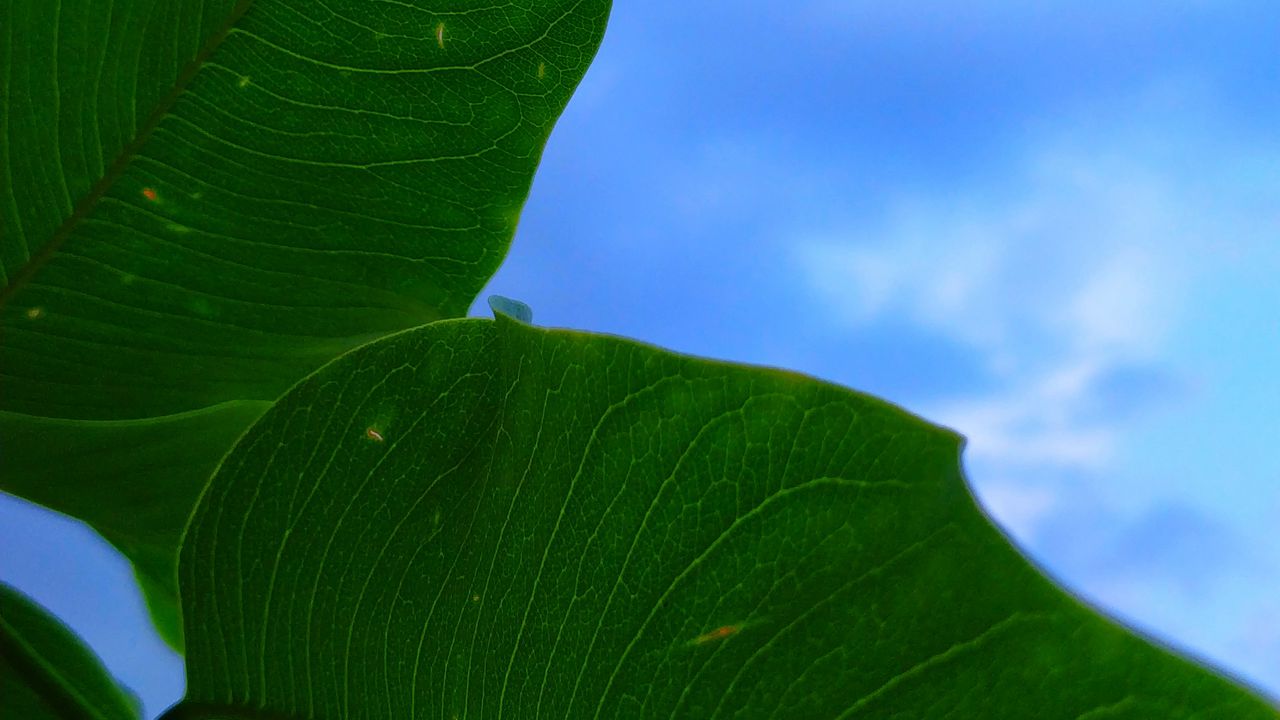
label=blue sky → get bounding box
[2,1,1278,715]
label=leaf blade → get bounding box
[174,317,1277,718]
[1,0,611,646]
[0,582,140,720]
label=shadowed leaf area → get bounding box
[0,0,610,648]
[171,315,1276,719]
[0,583,141,720]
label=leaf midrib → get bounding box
[0,0,257,310]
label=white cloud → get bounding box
[782,50,1280,703]
[798,145,1187,362]
[972,481,1059,543]
[792,78,1280,550]
[800,216,1006,343]
[929,360,1119,468]
[797,154,1198,485]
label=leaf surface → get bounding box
[173,316,1277,719]
[0,583,140,720]
[0,0,610,647]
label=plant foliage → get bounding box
[0,583,140,720]
[170,311,1275,718]
[1,0,608,648]
[0,0,1274,718]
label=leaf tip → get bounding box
[487,295,534,324]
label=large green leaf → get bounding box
[170,312,1275,718]
[0,582,140,720]
[0,0,611,648]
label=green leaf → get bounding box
[0,582,140,720]
[0,0,611,648]
[172,316,1276,718]
[0,401,273,647]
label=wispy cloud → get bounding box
[798,140,1187,358]
[1032,497,1280,698]
[797,114,1206,479]
[792,78,1280,694]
